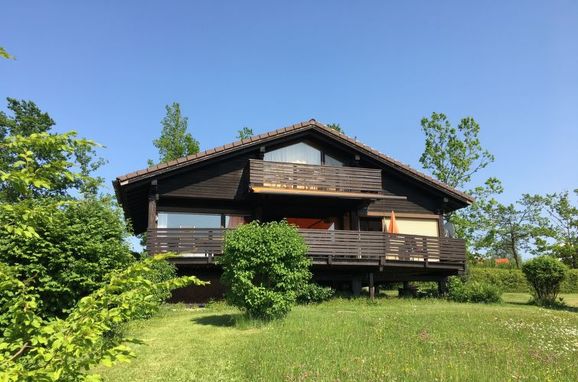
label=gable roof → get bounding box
[114,119,473,204]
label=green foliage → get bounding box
[0,255,204,381]
[326,123,344,133]
[563,269,578,293]
[475,195,543,268]
[419,112,503,256]
[532,190,578,268]
[296,283,334,304]
[419,112,494,189]
[236,127,254,140]
[447,277,502,303]
[0,197,135,318]
[469,267,529,293]
[469,266,578,293]
[148,102,199,165]
[220,220,311,320]
[0,98,104,201]
[0,47,14,60]
[522,256,568,305]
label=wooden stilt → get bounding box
[369,272,375,300]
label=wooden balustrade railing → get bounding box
[249,159,383,194]
[147,228,466,269]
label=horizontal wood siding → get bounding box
[249,159,383,194]
[158,156,250,200]
[367,172,443,214]
[147,228,465,270]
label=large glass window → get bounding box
[324,153,344,167]
[382,217,439,237]
[264,142,345,166]
[157,212,249,229]
[264,142,321,165]
[157,212,221,229]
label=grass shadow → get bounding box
[192,313,241,327]
[504,299,578,313]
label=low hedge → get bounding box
[468,267,578,293]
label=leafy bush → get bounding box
[522,256,568,306]
[468,266,578,293]
[220,220,311,320]
[447,277,502,303]
[468,267,530,292]
[563,269,578,293]
[0,197,135,318]
[0,255,204,381]
[296,283,334,304]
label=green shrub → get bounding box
[447,277,502,303]
[468,266,578,293]
[0,255,204,381]
[468,267,530,292]
[0,197,135,318]
[562,269,578,293]
[220,220,311,320]
[297,283,334,304]
[522,256,568,306]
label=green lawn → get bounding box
[98,296,578,382]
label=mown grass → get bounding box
[98,296,578,382]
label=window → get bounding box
[157,212,249,229]
[225,215,248,228]
[263,142,345,166]
[264,142,321,165]
[157,212,221,229]
[324,153,344,167]
[382,217,439,237]
[360,217,383,231]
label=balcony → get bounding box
[248,159,392,199]
[147,228,466,271]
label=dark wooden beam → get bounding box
[148,180,158,231]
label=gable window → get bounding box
[263,142,344,166]
[264,142,321,165]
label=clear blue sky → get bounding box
[1,1,577,203]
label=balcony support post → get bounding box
[148,179,158,230]
[147,180,158,255]
[351,277,362,297]
[369,272,375,300]
[437,277,448,296]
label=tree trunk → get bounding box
[510,237,520,269]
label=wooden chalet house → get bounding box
[114,120,472,300]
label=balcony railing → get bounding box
[147,228,466,270]
[249,159,384,197]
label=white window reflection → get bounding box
[157,213,221,229]
[157,212,249,229]
[264,142,322,165]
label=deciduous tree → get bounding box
[419,112,501,255]
[533,190,578,268]
[0,98,104,201]
[477,195,543,268]
[236,127,254,140]
[148,102,199,165]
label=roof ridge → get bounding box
[115,119,472,203]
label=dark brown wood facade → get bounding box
[115,120,472,300]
